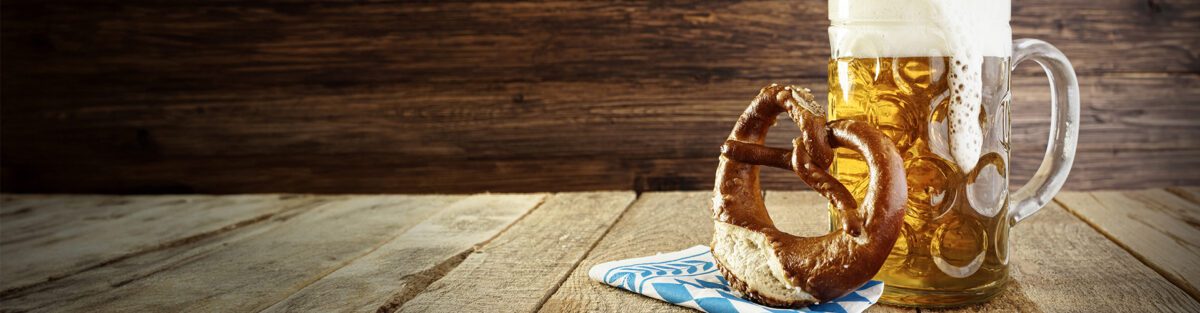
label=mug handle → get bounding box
[1009,39,1081,225]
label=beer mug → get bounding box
[825,0,1079,307]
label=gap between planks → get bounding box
[1053,189,1200,302]
[1165,187,1200,205]
[396,192,640,313]
[254,194,549,313]
[4,195,503,312]
[538,190,1200,312]
[254,200,539,313]
[7,189,1195,312]
[370,194,550,312]
[0,211,278,298]
[394,195,548,312]
[528,193,642,312]
[0,195,330,298]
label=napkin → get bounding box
[589,245,883,313]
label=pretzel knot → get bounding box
[719,84,863,236]
[710,84,907,307]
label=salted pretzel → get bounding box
[710,84,907,307]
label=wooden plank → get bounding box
[3,74,1197,194]
[1,195,139,233]
[1167,187,1200,204]
[537,191,912,313]
[1055,190,1200,301]
[6,73,1195,163]
[764,191,835,238]
[0,194,309,292]
[358,192,635,312]
[764,192,911,313]
[936,201,1190,312]
[537,191,718,312]
[0,0,1192,91]
[947,201,1200,312]
[2,0,1198,194]
[1,194,482,312]
[539,190,1200,312]
[0,194,109,215]
[254,193,548,313]
[0,195,348,312]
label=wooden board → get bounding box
[1055,190,1200,301]
[396,192,636,312]
[4,191,1199,312]
[537,191,1200,312]
[941,201,1200,312]
[2,0,1198,194]
[0,194,310,292]
[1,1,1192,88]
[0,194,485,312]
[538,192,717,312]
[0,195,350,312]
[536,191,912,313]
[3,75,1197,194]
[1167,187,1200,204]
[256,194,548,313]
[764,191,912,313]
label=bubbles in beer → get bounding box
[947,56,984,173]
[828,55,1010,295]
[828,0,1014,304]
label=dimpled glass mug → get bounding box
[824,0,1079,307]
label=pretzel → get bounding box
[710,84,907,307]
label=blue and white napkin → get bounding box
[589,245,883,313]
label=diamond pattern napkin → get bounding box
[589,245,883,313]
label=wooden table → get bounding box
[2,188,1198,312]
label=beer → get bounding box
[827,0,1081,307]
[828,55,1012,306]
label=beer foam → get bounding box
[829,0,1009,170]
[828,0,1012,58]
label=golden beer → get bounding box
[828,56,1013,306]
[827,0,1080,307]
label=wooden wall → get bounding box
[2,0,1198,194]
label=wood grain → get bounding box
[1167,186,1200,204]
[257,194,547,313]
[3,191,1198,311]
[0,195,349,312]
[2,75,1197,194]
[1055,190,1200,301]
[0,0,1193,89]
[537,191,912,313]
[539,191,1200,312]
[1,0,1198,193]
[933,201,1200,312]
[762,191,913,313]
[1,195,474,312]
[0,194,310,292]
[537,192,716,312]
[398,192,635,312]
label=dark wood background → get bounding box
[2,0,1198,194]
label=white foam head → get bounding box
[828,0,1011,171]
[828,0,1012,58]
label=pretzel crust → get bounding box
[710,84,906,307]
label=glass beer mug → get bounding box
[825,0,1080,307]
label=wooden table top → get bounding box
[2,188,1198,312]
